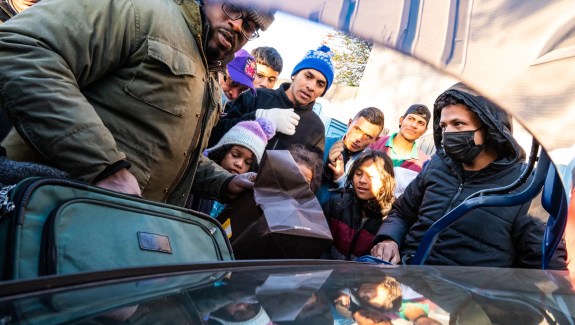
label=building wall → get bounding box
[319,45,457,136]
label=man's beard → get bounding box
[205,37,236,65]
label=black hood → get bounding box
[433,82,525,168]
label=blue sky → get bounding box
[242,12,334,79]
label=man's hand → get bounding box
[328,156,345,180]
[227,172,256,200]
[334,293,351,308]
[255,108,300,135]
[371,240,401,264]
[95,168,141,196]
[328,140,345,164]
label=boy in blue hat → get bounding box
[209,45,335,158]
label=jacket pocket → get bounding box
[124,37,198,117]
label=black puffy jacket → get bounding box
[375,83,567,269]
[322,191,384,260]
[208,83,325,158]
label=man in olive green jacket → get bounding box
[0,0,275,206]
[0,0,39,141]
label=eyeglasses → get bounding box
[221,3,260,41]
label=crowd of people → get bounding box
[0,0,567,272]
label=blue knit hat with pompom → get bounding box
[291,45,334,96]
[205,118,276,163]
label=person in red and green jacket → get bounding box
[370,105,431,197]
[369,104,431,173]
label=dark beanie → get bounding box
[403,104,431,126]
[244,5,275,31]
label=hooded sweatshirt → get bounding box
[374,83,567,269]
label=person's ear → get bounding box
[399,116,404,126]
[348,119,352,127]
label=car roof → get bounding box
[246,0,575,151]
[1,1,573,323]
[1,261,572,323]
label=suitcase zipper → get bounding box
[40,207,58,275]
[0,184,16,217]
[2,178,88,279]
[2,178,231,278]
[7,178,91,226]
[40,198,225,275]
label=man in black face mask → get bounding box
[370,82,567,269]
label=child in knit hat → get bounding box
[206,118,275,173]
[201,118,276,217]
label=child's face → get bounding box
[220,303,260,321]
[220,145,254,174]
[218,71,249,101]
[358,283,389,309]
[297,162,313,185]
[352,160,383,201]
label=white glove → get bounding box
[255,108,300,135]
